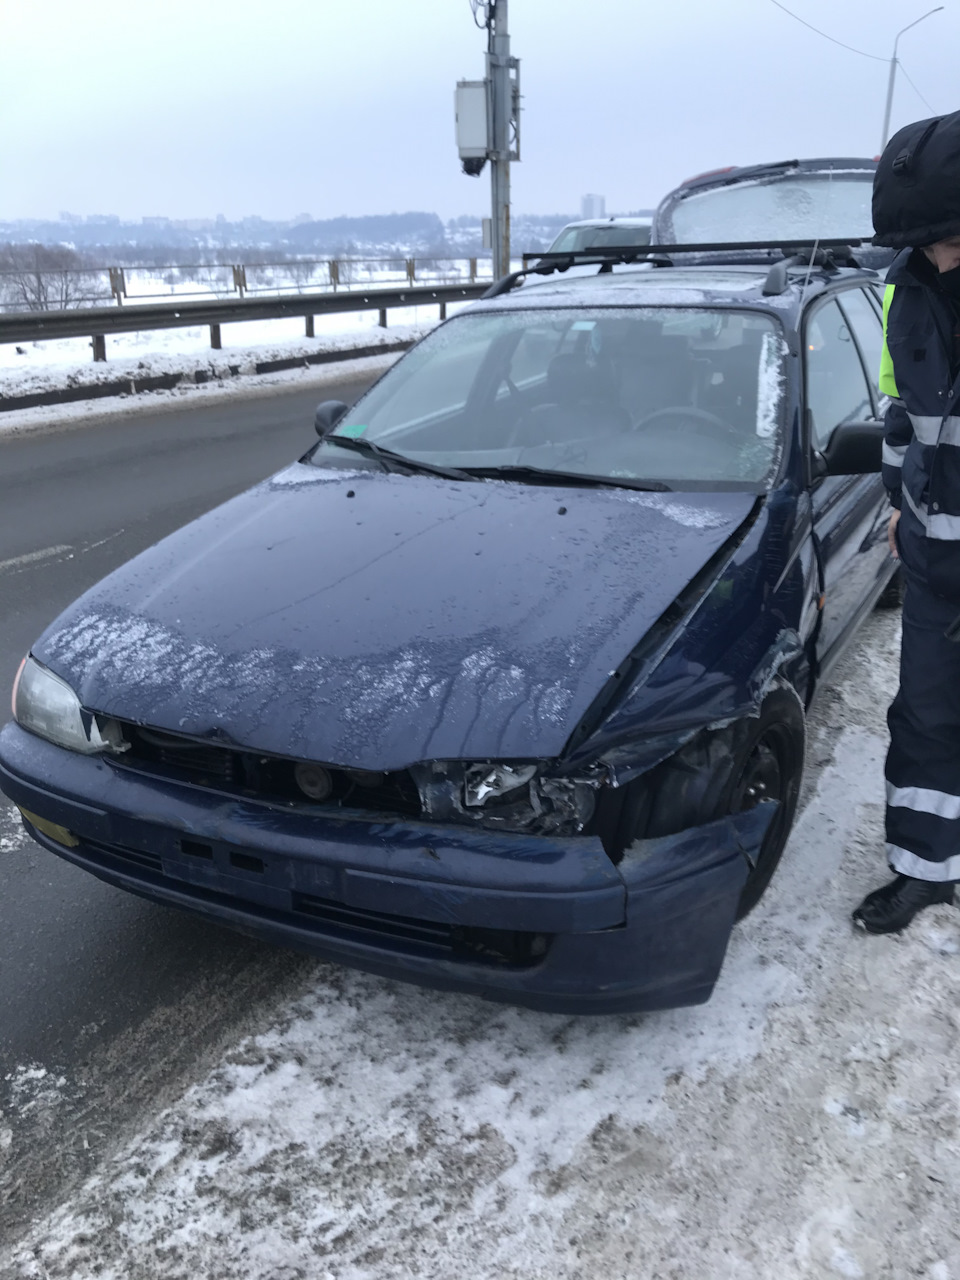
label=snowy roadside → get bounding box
[0,348,409,440]
[0,305,459,437]
[4,608,958,1280]
[0,304,449,388]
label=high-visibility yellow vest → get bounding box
[879,283,900,398]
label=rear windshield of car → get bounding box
[663,173,874,243]
[549,224,652,252]
[318,307,787,491]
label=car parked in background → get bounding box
[545,216,652,254]
[652,157,895,270]
[1,240,896,1015]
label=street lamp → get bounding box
[880,6,943,151]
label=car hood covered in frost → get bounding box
[33,464,755,770]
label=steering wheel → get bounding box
[632,405,743,445]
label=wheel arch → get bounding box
[591,676,806,917]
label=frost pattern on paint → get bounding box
[42,607,582,763]
[605,490,736,530]
[266,464,368,489]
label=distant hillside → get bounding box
[0,208,652,264]
[286,212,446,252]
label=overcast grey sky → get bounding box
[3,0,957,222]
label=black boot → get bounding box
[852,874,955,935]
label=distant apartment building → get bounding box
[580,193,605,219]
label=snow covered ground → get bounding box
[0,302,477,439]
[0,258,487,402]
[0,346,407,440]
[0,306,447,387]
[4,608,958,1279]
[0,259,482,418]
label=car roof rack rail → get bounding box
[486,238,867,298]
[761,243,861,296]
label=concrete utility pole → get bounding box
[456,1,521,281]
[880,6,943,151]
[487,0,512,280]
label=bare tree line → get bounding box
[0,244,108,311]
[0,241,485,312]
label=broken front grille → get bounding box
[292,893,550,965]
[112,722,422,818]
[69,835,549,968]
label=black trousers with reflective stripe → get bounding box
[886,574,960,881]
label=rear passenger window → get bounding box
[805,299,873,450]
[837,289,884,404]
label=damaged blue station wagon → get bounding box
[0,241,896,1013]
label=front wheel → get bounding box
[638,686,805,918]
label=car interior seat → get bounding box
[697,336,764,429]
[617,332,692,425]
[512,352,630,445]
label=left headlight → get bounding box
[12,655,124,755]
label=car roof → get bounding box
[466,261,880,325]
[559,216,652,229]
[674,156,878,193]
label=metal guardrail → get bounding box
[0,281,490,361]
[0,256,501,312]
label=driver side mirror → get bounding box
[314,400,349,437]
[814,420,884,477]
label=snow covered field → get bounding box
[0,258,489,401]
[0,258,497,314]
[4,608,958,1280]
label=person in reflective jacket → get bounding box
[854,109,960,933]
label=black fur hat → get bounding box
[873,110,960,248]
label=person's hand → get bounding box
[889,510,901,560]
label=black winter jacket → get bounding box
[882,249,960,601]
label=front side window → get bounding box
[805,299,873,450]
[836,288,884,406]
[317,306,787,490]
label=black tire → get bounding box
[639,686,806,919]
[876,566,904,609]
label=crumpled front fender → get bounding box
[572,801,777,1011]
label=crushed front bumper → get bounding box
[0,722,774,1014]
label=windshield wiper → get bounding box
[325,434,475,482]
[461,464,672,492]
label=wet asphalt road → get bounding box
[0,371,379,1237]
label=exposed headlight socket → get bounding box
[463,763,537,807]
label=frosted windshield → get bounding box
[322,307,786,489]
[668,175,874,243]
